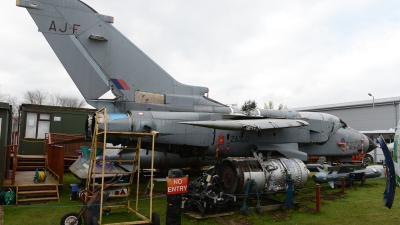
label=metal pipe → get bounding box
[368,93,377,164]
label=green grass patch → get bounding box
[3,173,400,225]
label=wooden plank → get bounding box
[16,166,44,171]
[2,171,59,188]
[17,155,46,159]
[17,197,59,201]
[184,211,235,221]
[18,162,45,165]
[18,190,58,195]
[17,197,59,204]
[105,221,151,225]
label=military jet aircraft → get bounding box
[17,0,376,170]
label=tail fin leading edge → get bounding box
[18,0,208,101]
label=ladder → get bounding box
[86,107,157,225]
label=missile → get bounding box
[312,166,382,188]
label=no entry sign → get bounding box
[166,175,188,195]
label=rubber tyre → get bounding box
[60,212,82,225]
[364,154,373,164]
[151,212,160,225]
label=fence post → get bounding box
[166,169,188,225]
[316,184,321,212]
[341,177,345,194]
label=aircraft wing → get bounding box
[179,119,308,131]
[360,130,395,135]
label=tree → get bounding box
[49,93,87,108]
[23,89,48,105]
[22,90,87,108]
[7,95,21,116]
[0,87,20,115]
[264,101,274,109]
[0,92,8,102]
[264,101,288,110]
[241,100,257,113]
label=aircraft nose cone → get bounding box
[366,135,377,152]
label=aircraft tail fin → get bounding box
[17,0,208,101]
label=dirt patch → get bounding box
[213,216,253,225]
[321,191,346,201]
[298,195,316,202]
[299,205,316,213]
[299,191,346,203]
[296,190,346,214]
[298,189,313,195]
[268,211,290,221]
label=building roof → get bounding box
[291,96,400,111]
[20,104,96,113]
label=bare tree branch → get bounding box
[23,89,48,105]
[0,86,21,115]
[264,101,274,109]
[49,92,87,108]
[7,95,21,115]
[0,88,9,102]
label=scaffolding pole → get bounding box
[85,107,157,225]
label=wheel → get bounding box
[60,212,82,225]
[363,154,373,164]
[151,212,160,225]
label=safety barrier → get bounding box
[2,131,19,185]
[45,133,94,184]
[46,144,64,184]
[45,133,92,157]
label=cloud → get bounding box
[2,0,400,109]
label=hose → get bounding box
[33,168,47,183]
[0,189,15,205]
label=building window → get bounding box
[25,112,51,139]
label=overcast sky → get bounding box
[2,0,400,109]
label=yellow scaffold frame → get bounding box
[86,107,157,225]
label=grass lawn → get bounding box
[2,173,400,225]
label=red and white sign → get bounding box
[166,176,188,195]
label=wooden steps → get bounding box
[16,184,59,205]
[16,155,45,171]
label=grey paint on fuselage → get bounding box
[17,0,377,164]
